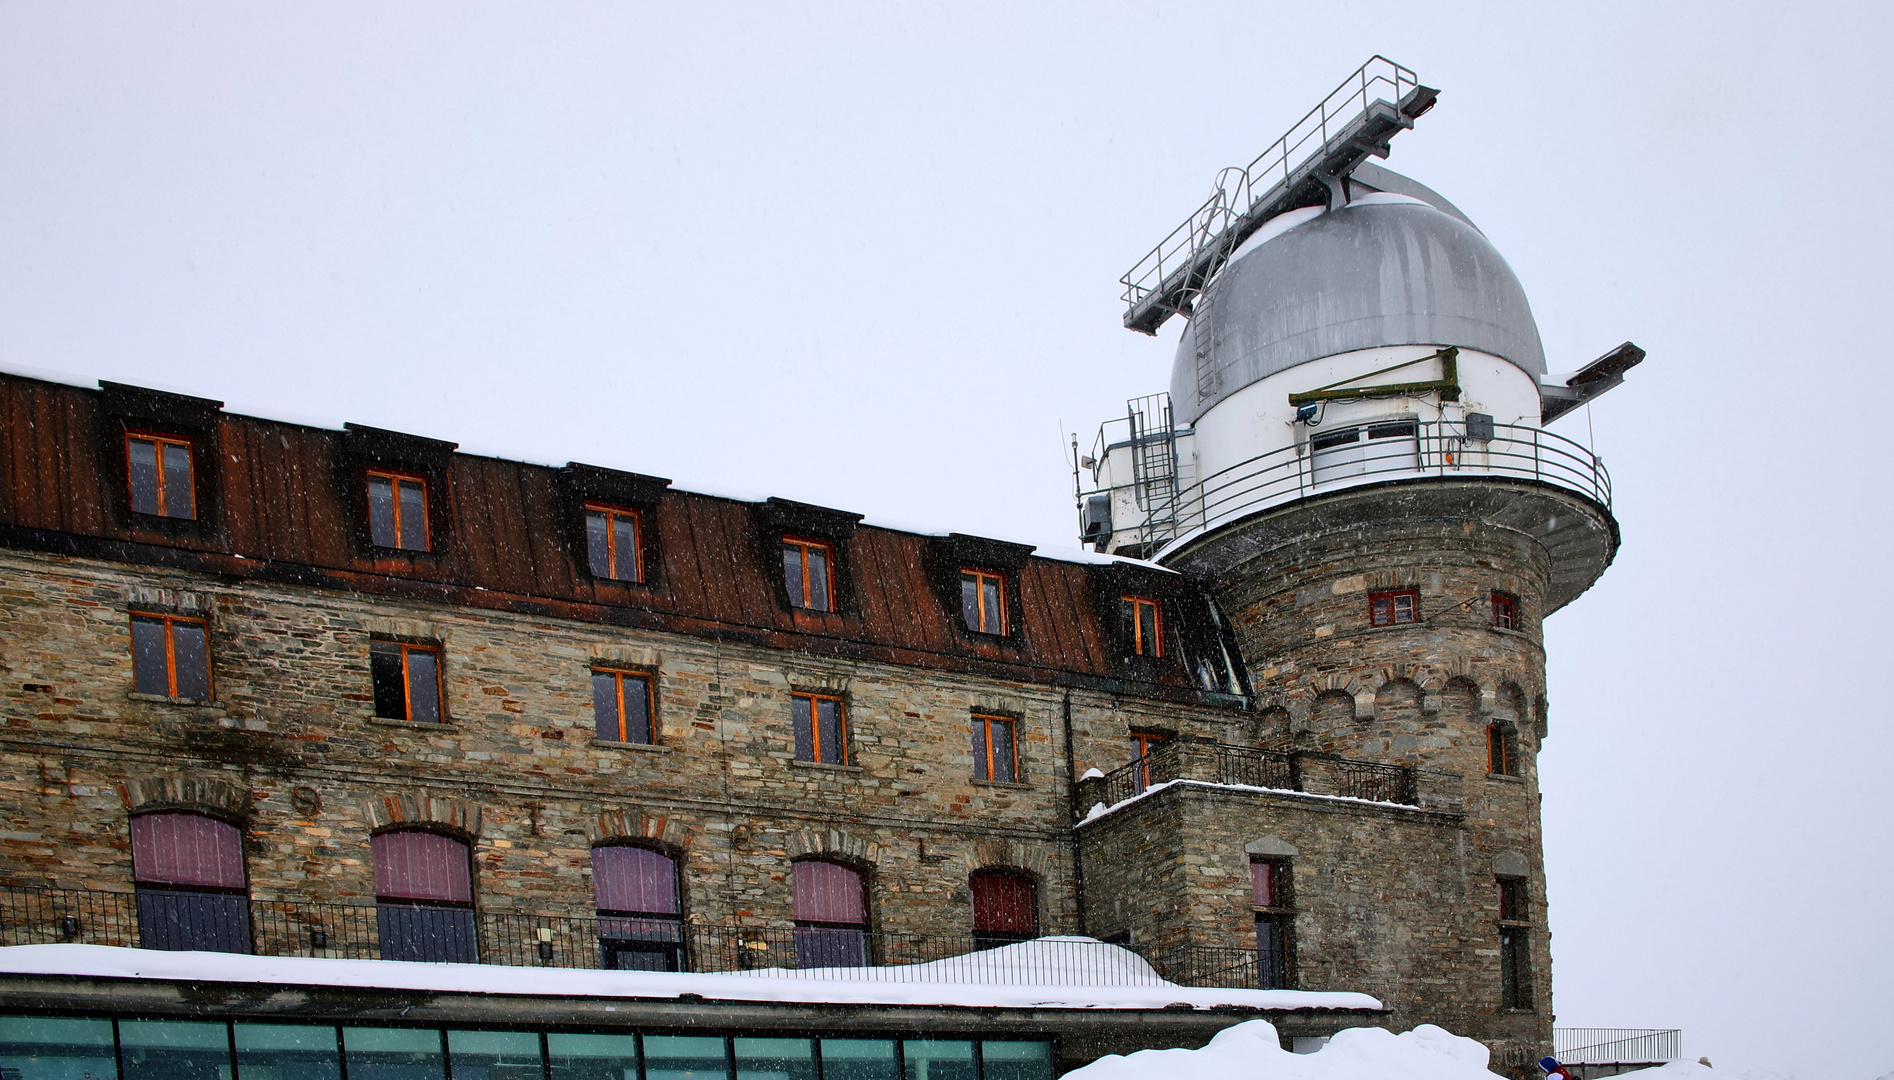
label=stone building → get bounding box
[0,65,1643,1080]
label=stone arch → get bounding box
[1440,676,1481,722]
[971,838,1053,881]
[785,826,880,870]
[360,792,481,840]
[590,808,690,853]
[1373,678,1423,722]
[1494,682,1527,726]
[1312,688,1357,727]
[120,773,252,823]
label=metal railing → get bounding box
[1083,418,1609,557]
[1082,741,1416,814]
[1120,56,1423,331]
[1553,1029,1682,1065]
[0,885,1266,990]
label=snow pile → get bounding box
[754,936,1160,984]
[1614,1063,1715,1080]
[0,944,1381,1013]
[1064,1019,1503,1080]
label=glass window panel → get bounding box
[119,1019,232,1080]
[783,544,805,605]
[981,579,1002,633]
[981,1042,1053,1080]
[368,475,398,548]
[162,442,195,518]
[990,719,1015,783]
[816,699,844,764]
[345,1027,446,1080]
[593,673,621,741]
[643,1035,727,1080]
[792,696,815,762]
[370,641,408,720]
[902,1039,976,1080]
[959,574,979,630]
[405,649,441,723]
[586,511,612,577]
[621,675,651,743]
[398,480,428,550]
[172,621,209,699]
[805,546,830,611]
[1138,604,1158,655]
[612,515,639,580]
[971,721,988,780]
[735,1037,817,1080]
[0,1015,118,1080]
[447,1030,542,1080]
[234,1023,342,1080]
[819,1039,899,1080]
[131,615,171,695]
[548,1033,639,1080]
[129,437,162,515]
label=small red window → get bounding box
[1496,877,1527,922]
[1251,859,1287,908]
[1369,588,1418,627]
[970,869,1038,939]
[1491,592,1518,630]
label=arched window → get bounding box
[372,830,477,964]
[593,845,682,971]
[130,811,251,954]
[792,859,866,969]
[970,869,1038,948]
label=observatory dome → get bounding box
[1169,197,1547,426]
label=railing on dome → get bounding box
[1084,418,1609,558]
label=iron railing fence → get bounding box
[1553,1028,1682,1065]
[1081,419,1608,558]
[1085,741,1417,814]
[0,885,1265,990]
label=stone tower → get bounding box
[1077,77,1642,1070]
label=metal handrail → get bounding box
[0,885,1263,989]
[1084,741,1416,812]
[1553,1028,1682,1064]
[1082,418,1608,556]
[1120,56,1420,324]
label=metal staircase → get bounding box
[1126,393,1180,549]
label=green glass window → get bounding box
[644,1035,727,1080]
[819,1039,900,1080]
[119,1019,231,1080]
[0,1016,118,1080]
[981,1042,1055,1080]
[903,1039,977,1080]
[345,1026,446,1080]
[448,1029,543,1079]
[235,1024,342,1080]
[735,1037,817,1080]
[548,1032,640,1080]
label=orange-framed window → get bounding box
[959,569,1007,635]
[1121,595,1163,657]
[367,470,429,551]
[1491,591,1518,630]
[369,640,444,723]
[125,434,195,519]
[782,537,834,612]
[585,504,643,582]
[793,692,847,765]
[971,714,1018,783]
[592,668,655,744]
[1369,588,1417,627]
[1487,723,1515,776]
[129,612,211,699]
[1129,731,1167,793]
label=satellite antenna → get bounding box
[1119,56,1439,337]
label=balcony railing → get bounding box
[0,885,1264,989]
[1553,1028,1682,1065]
[1080,741,1418,815]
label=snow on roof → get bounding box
[1064,1018,1504,1080]
[1078,779,1428,826]
[0,941,1382,1012]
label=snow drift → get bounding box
[1063,1018,1506,1080]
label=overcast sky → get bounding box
[3,4,1890,1078]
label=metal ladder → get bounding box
[1127,393,1180,552]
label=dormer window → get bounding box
[367,470,429,551]
[586,505,643,582]
[1121,596,1163,657]
[126,434,195,519]
[960,569,1007,635]
[782,537,835,612]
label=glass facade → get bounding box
[0,1019,1054,1080]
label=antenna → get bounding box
[1119,56,1438,336]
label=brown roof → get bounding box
[0,373,1249,706]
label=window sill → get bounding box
[368,716,457,730]
[593,739,671,754]
[1485,772,1526,784]
[789,760,863,774]
[127,692,221,710]
[971,779,1033,791]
